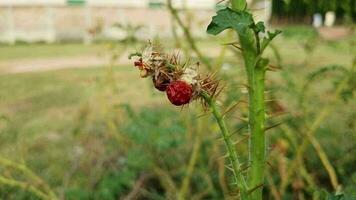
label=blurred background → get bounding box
[0,0,355,199]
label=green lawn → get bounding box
[0,43,108,61]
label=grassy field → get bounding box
[0,43,107,61]
[0,26,355,199]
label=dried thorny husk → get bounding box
[130,43,221,106]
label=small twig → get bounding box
[0,176,49,200]
[122,174,152,200]
[248,183,264,195]
[167,0,213,70]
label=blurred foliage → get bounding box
[272,0,356,23]
[0,22,355,200]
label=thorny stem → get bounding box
[246,61,266,200]
[167,0,213,70]
[201,92,249,199]
[231,1,267,199]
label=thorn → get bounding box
[240,83,250,89]
[222,101,242,117]
[266,161,275,170]
[211,82,220,98]
[265,121,284,132]
[224,164,234,172]
[223,41,243,50]
[267,111,289,119]
[265,99,279,102]
[239,100,249,105]
[232,115,249,123]
[180,105,185,112]
[214,82,225,98]
[232,44,243,51]
[239,164,251,172]
[248,183,264,195]
[230,181,239,186]
[209,70,219,79]
[267,64,282,72]
[267,68,279,72]
[217,154,230,160]
[269,64,282,70]
[195,111,212,119]
[223,41,240,46]
[233,135,249,145]
[217,128,247,141]
[228,126,248,138]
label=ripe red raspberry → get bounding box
[166,80,193,106]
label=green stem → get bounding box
[246,62,266,200]
[231,0,247,11]
[201,92,249,199]
[231,1,267,198]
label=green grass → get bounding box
[0,28,355,199]
[0,65,163,154]
[0,43,108,61]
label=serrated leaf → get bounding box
[207,7,253,36]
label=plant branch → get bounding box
[200,91,249,199]
[230,1,267,199]
[0,156,58,200]
[0,176,50,200]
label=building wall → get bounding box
[0,0,270,44]
[0,0,216,8]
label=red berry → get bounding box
[166,80,193,106]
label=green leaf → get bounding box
[261,29,282,53]
[207,7,253,36]
[255,21,266,33]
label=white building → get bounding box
[0,0,269,44]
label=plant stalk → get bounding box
[246,64,266,200]
[231,1,267,198]
[201,92,249,199]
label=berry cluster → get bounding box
[131,44,219,106]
